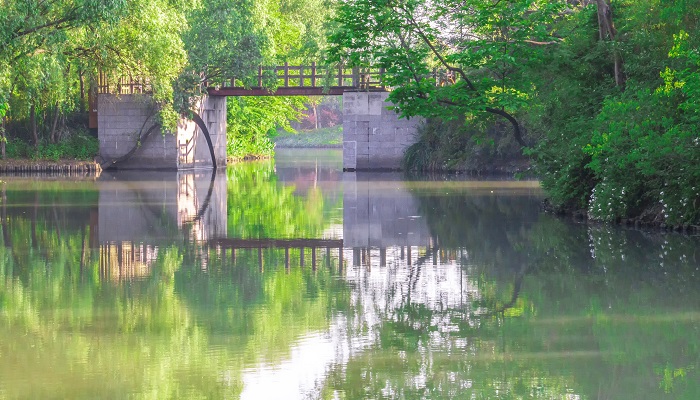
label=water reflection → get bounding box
[0,149,698,399]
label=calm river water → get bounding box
[0,149,698,399]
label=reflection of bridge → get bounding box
[210,238,344,272]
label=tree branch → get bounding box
[394,3,478,92]
[485,107,526,147]
[14,16,72,39]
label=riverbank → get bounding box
[0,159,101,175]
[541,199,700,235]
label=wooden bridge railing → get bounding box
[97,71,151,94]
[206,63,387,96]
[96,65,457,96]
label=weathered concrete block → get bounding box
[379,132,396,142]
[343,91,422,170]
[343,141,357,170]
[368,93,387,116]
[369,115,383,126]
[343,92,369,116]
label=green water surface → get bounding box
[0,149,698,399]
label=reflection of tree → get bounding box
[319,189,700,399]
[176,246,351,364]
[0,174,351,398]
[411,187,542,268]
[226,159,341,239]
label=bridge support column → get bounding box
[97,94,226,169]
[342,91,422,171]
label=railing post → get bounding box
[379,67,386,90]
[258,66,263,87]
[338,65,343,87]
[352,67,359,88]
[311,62,317,87]
[300,64,304,87]
[284,62,289,87]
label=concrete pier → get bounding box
[342,92,422,170]
[97,95,226,169]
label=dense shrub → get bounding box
[5,130,98,161]
[403,118,528,172]
[530,2,700,224]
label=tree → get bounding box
[328,0,566,148]
[182,0,335,160]
[0,0,190,140]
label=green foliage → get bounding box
[178,0,333,160]
[328,0,566,146]
[529,0,700,224]
[2,0,332,163]
[1,0,189,137]
[273,125,342,148]
[5,131,98,160]
[226,96,306,159]
[178,0,266,102]
[328,0,700,223]
[403,118,526,172]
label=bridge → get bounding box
[96,64,387,96]
[95,63,425,171]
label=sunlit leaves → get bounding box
[328,0,566,145]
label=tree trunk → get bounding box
[50,103,60,143]
[1,116,5,159]
[595,0,626,89]
[30,103,39,147]
[79,69,86,113]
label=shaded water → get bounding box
[0,149,698,399]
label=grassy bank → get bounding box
[4,132,99,161]
[273,126,342,148]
